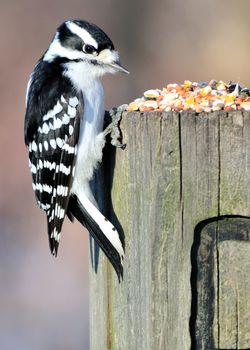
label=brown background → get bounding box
[1,0,250,349]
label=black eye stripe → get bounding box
[58,24,83,51]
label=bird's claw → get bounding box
[104,105,128,149]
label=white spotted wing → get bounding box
[28,94,82,255]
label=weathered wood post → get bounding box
[90,110,250,350]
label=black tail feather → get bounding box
[67,194,123,280]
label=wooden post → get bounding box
[90,111,250,350]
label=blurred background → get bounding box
[1,0,250,349]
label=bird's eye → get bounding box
[83,44,97,55]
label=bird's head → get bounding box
[43,19,129,77]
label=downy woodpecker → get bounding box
[24,19,129,279]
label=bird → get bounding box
[24,19,129,279]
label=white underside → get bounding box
[63,61,124,261]
[64,61,106,201]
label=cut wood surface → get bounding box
[90,111,250,350]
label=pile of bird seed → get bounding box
[127,80,250,113]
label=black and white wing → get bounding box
[25,90,82,256]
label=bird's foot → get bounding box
[103,105,128,149]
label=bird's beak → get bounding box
[109,61,130,74]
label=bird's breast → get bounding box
[72,78,105,191]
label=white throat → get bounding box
[64,60,105,131]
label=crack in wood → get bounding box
[178,113,184,249]
[236,287,239,349]
[216,219,221,348]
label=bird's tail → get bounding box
[67,193,124,279]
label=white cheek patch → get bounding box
[98,49,119,64]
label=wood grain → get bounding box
[90,111,250,350]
